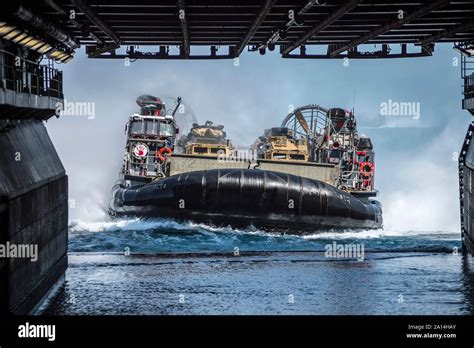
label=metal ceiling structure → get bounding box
[2,0,474,60]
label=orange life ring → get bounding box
[156,147,172,162]
[359,162,374,177]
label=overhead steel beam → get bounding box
[234,0,277,57]
[72,0,120,45]
[177,0,190,58]
[284,45,432,59]
[44,0,66,15]
[45,0,104,45]
[282,0,360,55]
[88,52,234,60]
[329,0,451,57]
[256,0,320,52]
[13,5,79,49]
[419,20,474,46]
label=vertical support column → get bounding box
[460,46,474,254]
[460,123,474,255]
[0,196,9,314]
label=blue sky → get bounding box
[46,43,472,231]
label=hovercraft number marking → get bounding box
[155,183,167,190]
[132,143,149,159]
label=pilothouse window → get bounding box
[159,123,174,137]
[145,120,158,136]
[130,120,144,135]
[357,138,373,149]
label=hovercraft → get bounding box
[109,99,382,233]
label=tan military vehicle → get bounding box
[179,121,233,157]
[255,127,309,162]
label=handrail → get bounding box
[0,49,63,99]
[340,170,374,192]
[464,74,474,99]
[461,54,474,99]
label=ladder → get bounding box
[459,122,474,248]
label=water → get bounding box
[43,218,474,315]
[68,218,460,253]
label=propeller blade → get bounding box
[295,110,310,134]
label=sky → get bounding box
[45,43,472,232]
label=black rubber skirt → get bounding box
[110,169,383,232]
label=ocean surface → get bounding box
[43,218,474,315]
